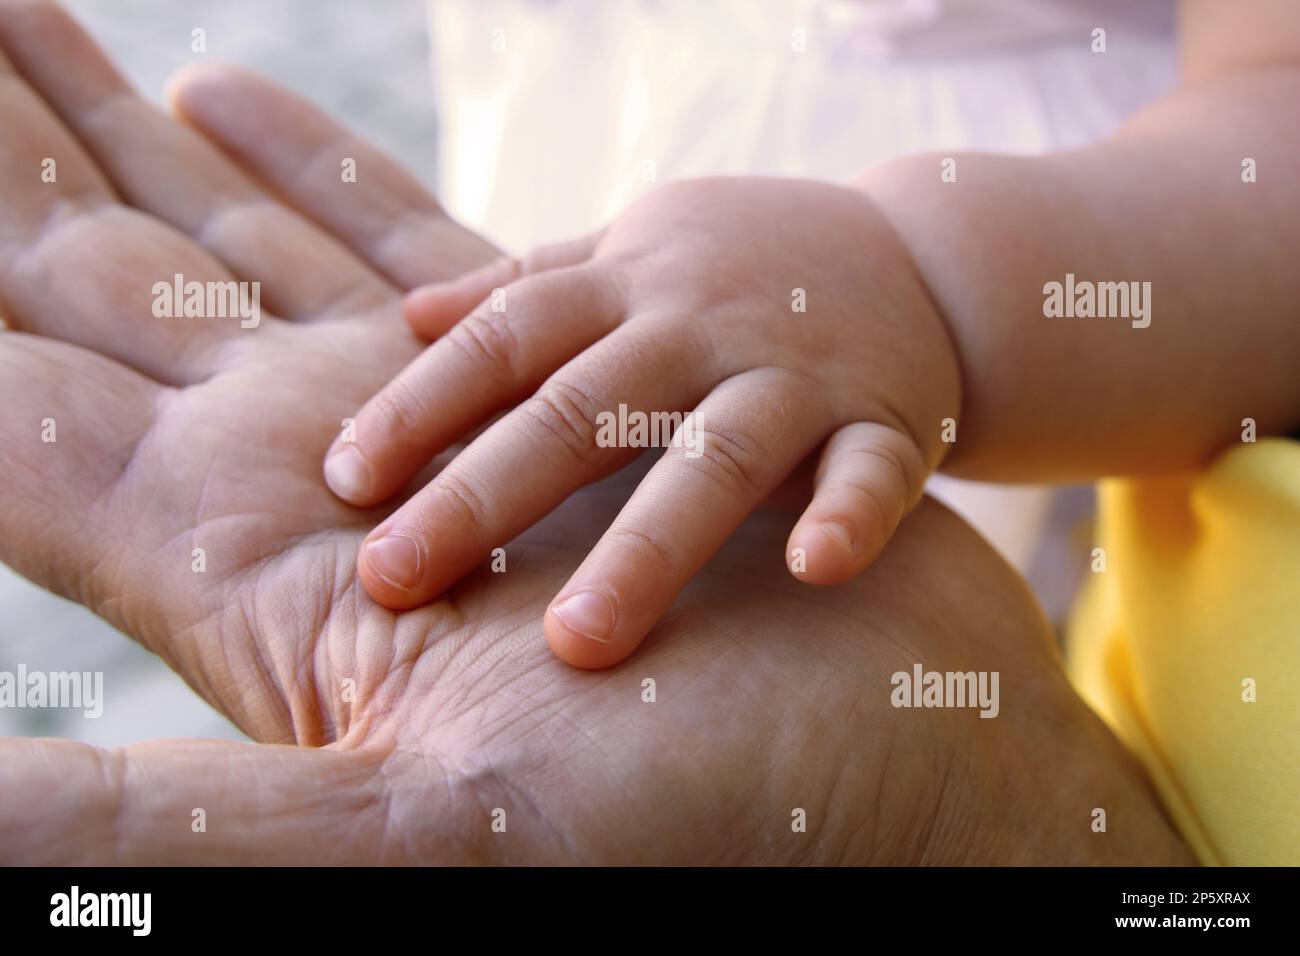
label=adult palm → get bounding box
[0,1,1191,864]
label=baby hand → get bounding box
[324,177,961,667]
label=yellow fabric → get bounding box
[1068,438,1299,866]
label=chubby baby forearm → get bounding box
[853,67,1300,482]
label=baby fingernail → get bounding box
[403,285,443,314]
[364,533,424,591]
[821,521,856,556]
[550,589,617,643]
[324,445,372,501]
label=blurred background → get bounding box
[0,0,438,746]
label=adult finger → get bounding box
[168,63,500,290]
[0,0,394,321]
[0,737,462,864]
[0,41,265,384]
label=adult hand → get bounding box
[0,0,1192,864]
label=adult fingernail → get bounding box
[364,533,424,591]
[550,589,617,643]
[324,445,372,501]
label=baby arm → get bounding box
[856,0,1300,481]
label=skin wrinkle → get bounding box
[195,197,387,312]
[321,628,351,743]
[450,307,526,387]
[308,274,396,320]
[689,425,769,499]
[899,738,961,868]
[3,58,122,185]
[11,212,225,385]
[941,745,982,864]
[605,781,679,863]
[457,664,591,756]
[671,301,727,384]
[184,577,294,738]
[831,751,882,867]
[444,760,537,864]
[840,470,892,553]
[553,726,683,863]
[448,659,524,744]
[865,634,953,862]
[438,641,558,743]
[910,745,957,865]
[370,372,434,447]
[193,91,475,285]
[175,548,298,734]
[364,612,454,728]
[805,666,891,862]
[838,442,914,507]
[743,728,809,859]
[195,528,366,686]
[575,667,735,855]
[225,590,297,742]
[339,740,446,810]
[371,208,493,287]
[416,597,528,729]
[335,574,395,749]
[322,561,382,746]
[298,130,379,221]
[79,437,167,639]
[313,540,368,741]
[525,378,609,463]
[17,186,116,257]
[749,364,834,427]
[486,766,574,864]
[4,361,157,612]
[348,748,401,864]
[809,752,849,864]
[71,88,152,165]
[312,594,381,745]
[146,616,218,713]
[722,787,798,865]
[680,668,792,858]
[93,745,127,865]
[603,524,676,575]
[371,595,554,749]
[194,194,300,253]
[289,611,333,744]
[427,468,492,535]
[233,753,355,862]
[534,711,643,859]
[367,205,450,272]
